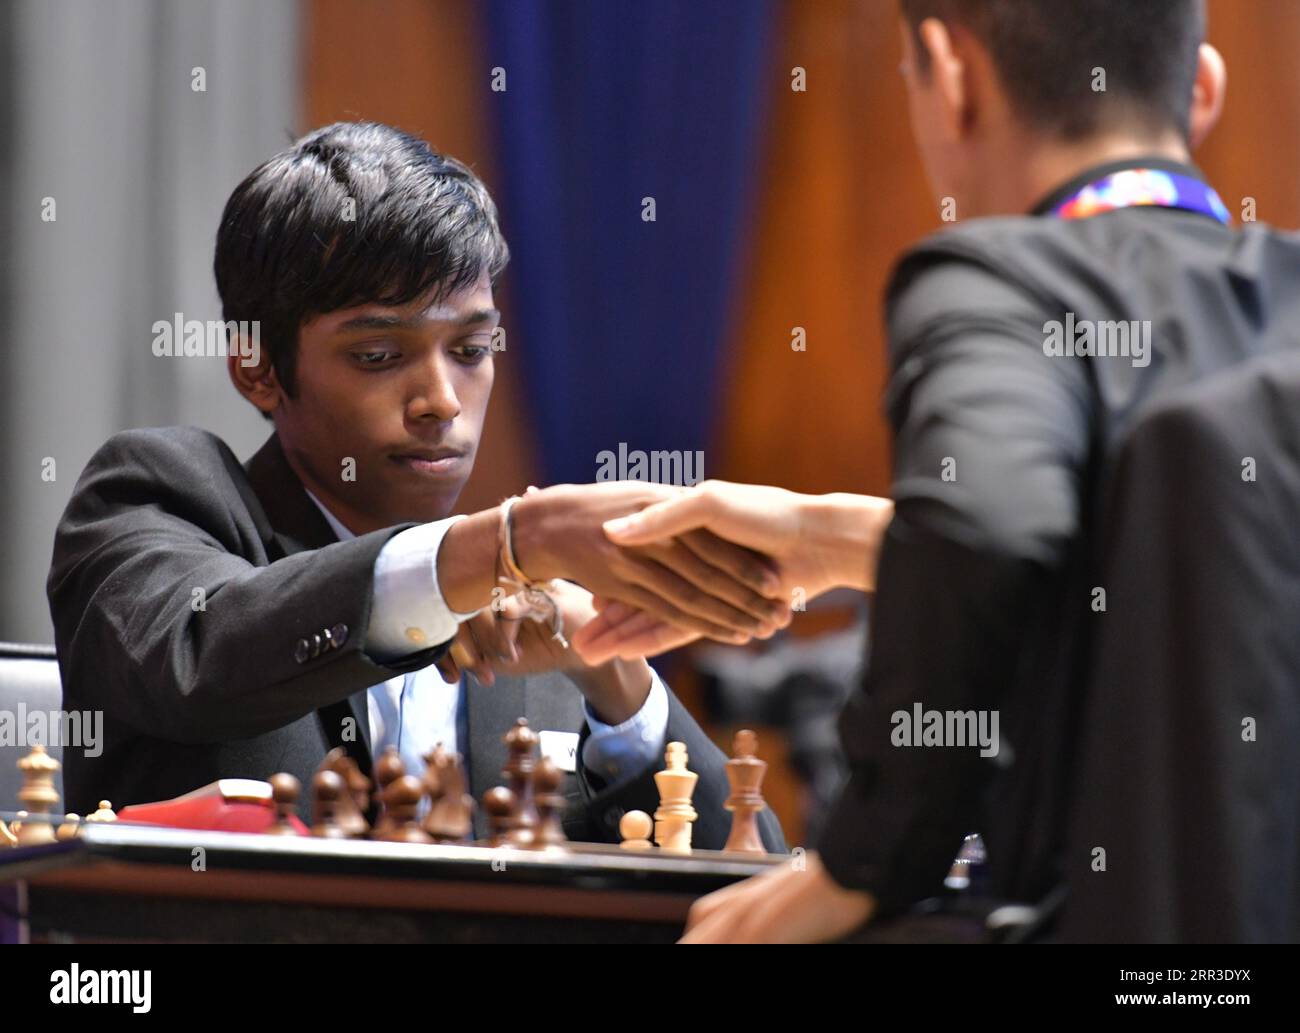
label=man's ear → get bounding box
[917,17,969,141]
[227,337,283,417]
[1188,42,1226,150]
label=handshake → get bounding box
[436,479,893,685]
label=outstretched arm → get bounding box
[572,482,893,664]
[436,481,792,648]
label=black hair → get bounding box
[214,121,509,401]
[900,0,1206,141]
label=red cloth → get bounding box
[116,796,308,835]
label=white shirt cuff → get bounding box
[366,516,476,662]
[581,670,670,789]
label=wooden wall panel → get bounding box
[1200,0,1300,228]
[716,0,931,499]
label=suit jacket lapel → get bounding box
[244,432,337,557]
[243,432,374,771]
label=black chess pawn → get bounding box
[320,750,372,839]
[266,773,304,836]
[377,775,433,844]
[482,786,517,848]
[311,769,349,839]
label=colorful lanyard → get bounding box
[1052,167,1232,225]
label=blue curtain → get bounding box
[483,0,776,484]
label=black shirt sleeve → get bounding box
[816,254,1092,914]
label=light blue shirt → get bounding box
[304,494,669,789]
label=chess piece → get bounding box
[422,746,475,843]
[311,769,349,839]
[618,810,653,851]
[85,800,118,824]
[341,763,372,832]
[421,747,446,811]
[371,746,407,839]
[723,729,768,855]
[56,813,82,842]
[17,744,61,846]
[318,748,370,838]
[530,756,569,850]
[377,775,433,844]
[482,786,516,847]
[502,718,539,847]
[0,818,16,848]
[266,773,303,835]
[653,741,698,854]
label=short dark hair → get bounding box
[214,121,509,399]
[900,0,1206,141]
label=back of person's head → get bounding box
[214,121,509,401]
[899,0,1206,142]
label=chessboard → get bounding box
[1,717,774,855]
[0,721,785,943]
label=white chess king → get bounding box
[653,741,698,854]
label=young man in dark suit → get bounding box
[579,0,1300,940]
[46,121,787,850]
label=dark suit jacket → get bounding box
[816,158,1300,939]
[47,427,784,851]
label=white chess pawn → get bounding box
[86,800,118,824]
[619,810,653,851]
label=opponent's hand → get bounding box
[679,853,876,944]
[572,481,891,663]
[571,596,701,665]
[604,480,886,599]
[511,482,792,645]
